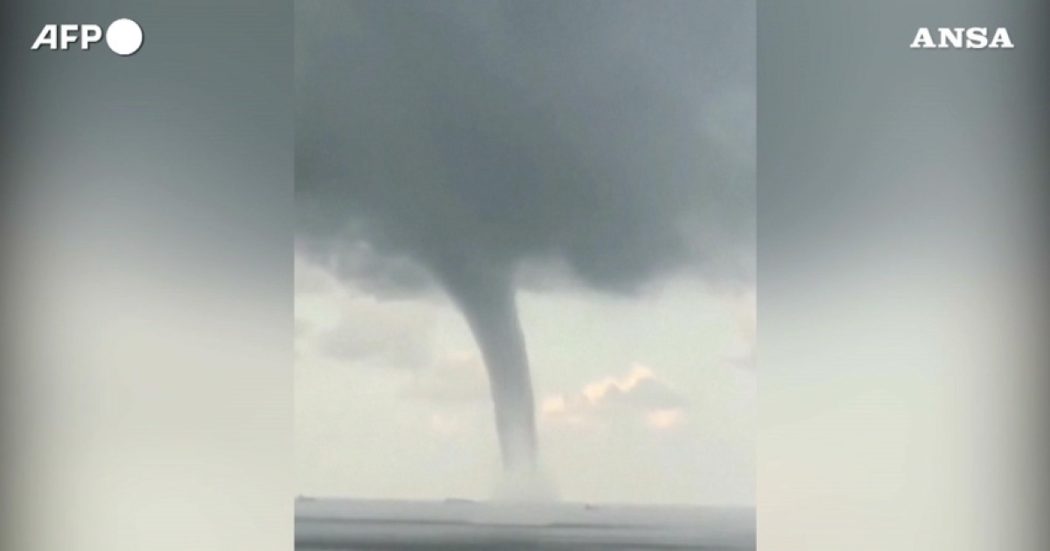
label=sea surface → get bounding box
[296,497,754,550]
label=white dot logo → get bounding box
[105,18,143,56]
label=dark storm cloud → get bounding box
[295,0,754,292]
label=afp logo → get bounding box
[910,27,1013,49]
[31,19,143,56]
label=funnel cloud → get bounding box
[296,0,754,481]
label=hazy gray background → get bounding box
[758,2,1048,550]
[1,2,292,550]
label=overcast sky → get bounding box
[295,0,754,506]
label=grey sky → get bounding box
[295,0,754,505]
[296,0,754,292]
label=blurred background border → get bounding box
[2,1,1047,550]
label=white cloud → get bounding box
[540,363,687,431]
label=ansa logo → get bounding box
[910,27,1014,49]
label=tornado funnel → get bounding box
[435,260,537,473]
